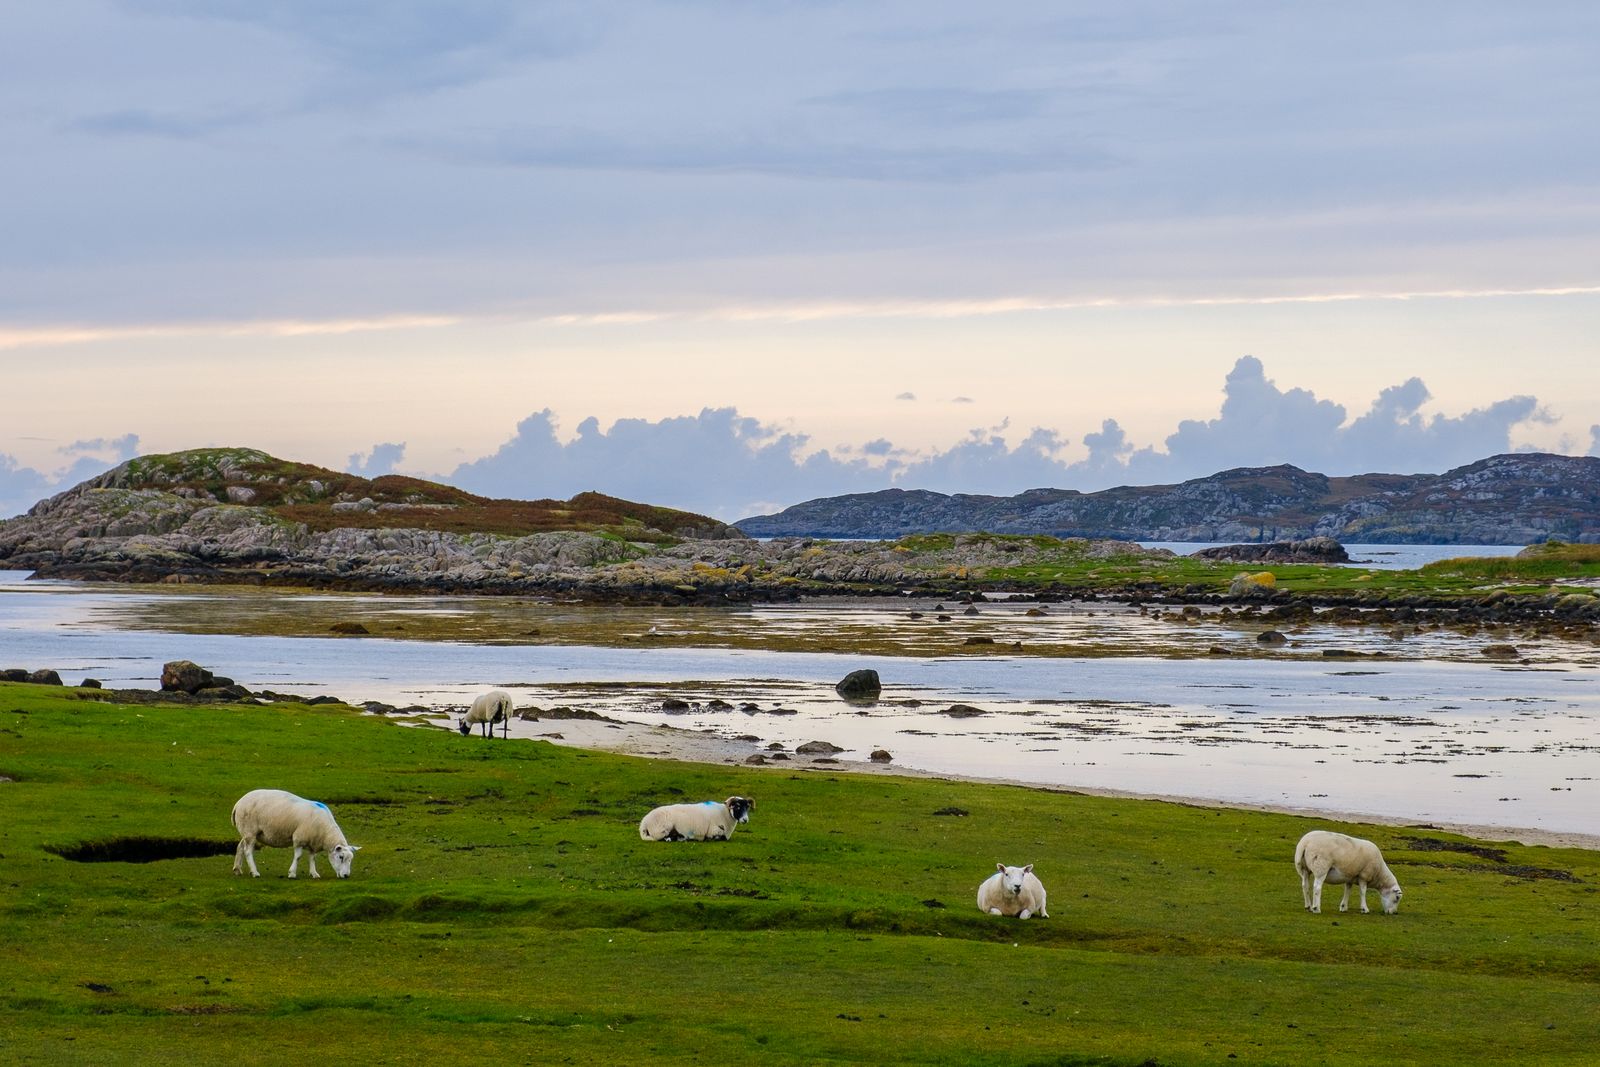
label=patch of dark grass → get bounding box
[45,836,236,864]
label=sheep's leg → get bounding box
[1338,883,1351,913]
[1357,881,1369,914]
[1298,868,1312,909]
[288,845,302,878]
[308,852,321,879]
[1019,909,1033,919]
[1310,874,1324,913]
[988,907,1002,915]
[233,839,247,876]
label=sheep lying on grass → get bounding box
[232,788,360,879]
[459,690,513,738]
[639,796,753,841]
[1294,830,1402,914]
[978,863,1049,918]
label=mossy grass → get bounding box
[3,681,1598,1064]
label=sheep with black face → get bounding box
[459,690,513,738]
[638,796,753,841]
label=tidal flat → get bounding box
[4,572,1598,841]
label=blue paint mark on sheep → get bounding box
[312,801,328,810]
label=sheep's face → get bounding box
[1380,883,1402,914]
[727,796,753,824]
[457,720,470,736]
[329,844,360,879]
[996,863,1033,896]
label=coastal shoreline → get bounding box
[433,713,1600,852]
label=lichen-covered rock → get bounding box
[160,660,213,693]
[1229,571,1278,598]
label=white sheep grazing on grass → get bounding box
[638,796,753,841]
[978,863,1049,919]
[459,690,513,738]
[1294,830,1402,914]
[232,788,361,879]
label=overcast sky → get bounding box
[3,2,1598,519]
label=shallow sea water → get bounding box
[3,570,1596,836]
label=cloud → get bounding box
[895,392,917,401]
[1113,356,1548,481]
[438,358,1568,518]
[347,442,407,478]
[952,396,975,404]
[447,408,888,519]
[1590,426,1600,457]
[0,435,139,519]
[59,434,141,457]
[400,125,1109,184]
[0,455,52,521]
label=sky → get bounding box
[2,2,1598,521]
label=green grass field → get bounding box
[3,682,1597,1065]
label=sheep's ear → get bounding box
[996,862,1006,873]
[1023,864,1033,874]
[350,845,362,852]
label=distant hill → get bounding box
[736,453,1600,545]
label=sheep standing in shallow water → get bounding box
[639,797,753,841]
[978,863,1049,918]
[232,789,360,879]
[1295,830,1402,914]
[459,690,513,738]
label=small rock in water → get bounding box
[940,704,987,718]
[1256,630,1288,646]
[835,669,882,700]
[869,749,892,763]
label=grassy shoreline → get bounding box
[3,682,1598,1064]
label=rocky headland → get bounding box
[0,447,1179,601]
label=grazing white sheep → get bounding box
[638,796,753,841]
[1294,830,1402,914]
[231,788,360,879]
[459,689,513,738]
[977,863,1049,919]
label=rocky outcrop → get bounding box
[737,454,1600,544]
[0,463,1181,600]
[1195,537,1350,563]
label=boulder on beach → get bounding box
[160,660,213,694]
[835,669,882,700]
[796,740,845,755]
[1229,572,1278,598]
[869,748,892,763]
